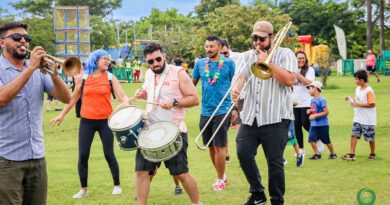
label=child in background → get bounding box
[306,81,337,160]
[286,121,304,167]
[342,70,377,161]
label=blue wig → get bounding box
[84,49,109,74]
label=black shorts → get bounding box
[46,95,54,101]
[367,66,376,72]
[200,113,231,147]
[135,133,188,176]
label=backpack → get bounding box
[75,72,116,118]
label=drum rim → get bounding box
[108,105,144,131]
[138,121,180,149]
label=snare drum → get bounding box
[108,105,145,151]
[138,121,182,162]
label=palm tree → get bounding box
[366,0,373,50]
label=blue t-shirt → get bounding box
[192,56,235,116]
[310,96,329,127]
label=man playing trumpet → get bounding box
[231,20,297,205]
[0,21,71,205]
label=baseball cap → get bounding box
[252,20,273,37]
[307,81,323,91]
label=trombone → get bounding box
[195,22,292,150]
[21,46,81,77]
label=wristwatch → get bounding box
[173,98,179,107]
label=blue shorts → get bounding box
[352,122,375,142]
[308,126,331,144]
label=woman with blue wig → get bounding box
[50,49,129,198]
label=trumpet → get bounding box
[195,22,292,150]
[251,22,292,80]
[21,46,81,77]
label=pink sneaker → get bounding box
[212,179,226,191]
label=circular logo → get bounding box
[357,188,376,205]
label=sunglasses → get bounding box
[221,52,229,56]
[2,33,32,42]
[147,56,163,65]
[252,35,268,43]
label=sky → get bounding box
[1,0,252,21]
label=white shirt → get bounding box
[354,86,376,125]
[239,47,298,126]
[292,67,315,107]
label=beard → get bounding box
[151,62,166,74]
[8,45,27,59]
[206,51,218,59]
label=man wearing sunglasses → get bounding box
[231,20,297,205]
[134,43,202,205]
[0,21,71,205]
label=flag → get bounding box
[334,25,347,60]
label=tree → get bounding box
[90,16,117,50]
[195,0,239,19]
[11,0,122,17]
[367,0,373,50]
[194,4,292,55]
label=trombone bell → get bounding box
[251,62,272,79]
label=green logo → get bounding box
[357,188,376,205]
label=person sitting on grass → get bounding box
[342,70,377,161]
[306,81,337,160]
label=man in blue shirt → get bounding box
[192,35,235,191]
[0,21,71,204]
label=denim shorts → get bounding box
[308,126,331,144]
[352,122,375,142]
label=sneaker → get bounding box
[368,153,376,160]
[317,141,325,153]
[341,153,356,161]
[244,193,267,205]
[309,154,321,160]
[212,179,226,191]
[174,186,183,195]
[223,174,228,184]
[283,159,288,166]
[329,154,337,159]
[72,189,89,199]
[378,78,380,83]
[112,186,122,195]
[296,154,304,167]
[226,155,230,163]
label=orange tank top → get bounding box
[80,72,113,119]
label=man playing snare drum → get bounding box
[134,43,202,205]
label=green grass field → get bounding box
[43,75,390,205]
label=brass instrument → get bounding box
[250,22,292,80]
[195,22,292,150]
[21,46,81,77]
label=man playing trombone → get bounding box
[0,21,71,205]
[231,21,297,205]
[192,35,235,191]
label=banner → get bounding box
[334,25,347,60]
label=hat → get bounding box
[307,81,323,91]
[252,20,273,37]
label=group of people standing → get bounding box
[0,18,378,205]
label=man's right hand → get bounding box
[28,46,45,70]
[231,89,240,102]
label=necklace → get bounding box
[204,57,224,86]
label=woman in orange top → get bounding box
[50,49,129,199]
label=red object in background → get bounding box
[297,35,312,44]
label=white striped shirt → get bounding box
[238,47,298,126]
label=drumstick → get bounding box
[133,99,159,105]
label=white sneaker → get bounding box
[112,186,122,195]
[317,141,325,153]
[72,189,88,199]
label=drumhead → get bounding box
[108,106,143,131]
[138,121,179,149]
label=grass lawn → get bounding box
[43,74,390,205]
